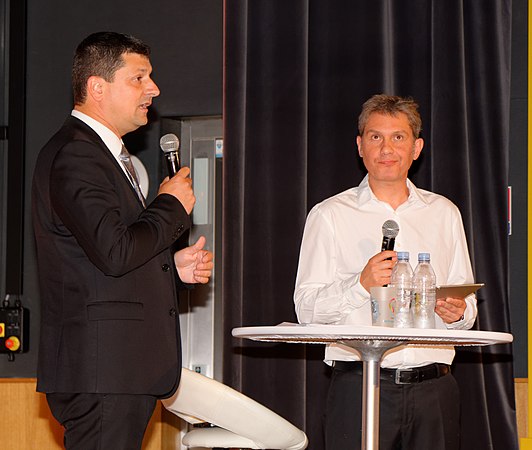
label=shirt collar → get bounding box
[71,109,123,158]
[356,174,429,207]
[405,178,429,206]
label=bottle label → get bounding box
[413,291,436,328]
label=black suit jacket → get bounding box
[32,116,190,397]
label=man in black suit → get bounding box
[32,31,213,449]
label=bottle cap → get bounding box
[418,252,430,262]
[397,251,409,260]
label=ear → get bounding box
[412,137,424,160]
[87,76,105,101]
[356,135,363,157]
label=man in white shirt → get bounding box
[294,94,477,450]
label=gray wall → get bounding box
[0,0,222,376]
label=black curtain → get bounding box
[223,1,517,449]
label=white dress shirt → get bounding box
[294,175,478,368]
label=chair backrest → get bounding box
[162,368,308,450]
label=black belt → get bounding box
[333,361,450,385]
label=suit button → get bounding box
[177,225,184,233]
[169,308,177,317]
[162,263,170,272]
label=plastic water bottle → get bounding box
[412,252,437,328]
[390,252,413,328]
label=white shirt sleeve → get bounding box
[294,206,369,324]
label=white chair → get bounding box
[162,368,309,450]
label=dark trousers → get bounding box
[325,363,460,450]
[47,392,157,450]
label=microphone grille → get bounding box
[382,220,399,239]
[159,133,180,153]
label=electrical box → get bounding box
[0,305,27,355]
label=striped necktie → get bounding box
[119,145,147,208]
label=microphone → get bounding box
[381,220,399,252]
[160,133,180,177]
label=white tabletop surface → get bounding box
[232,323,513,347]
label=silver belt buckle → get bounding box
[394,368,415,384]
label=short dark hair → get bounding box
[358,94,422,138]
[72,31,151,105]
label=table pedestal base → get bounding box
[340,339,404,450]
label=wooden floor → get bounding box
[0,379,181,450]
[516,378,528,439]
[0,377,526,448]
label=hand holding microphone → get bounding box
[360,220,400,290]
[158,133,195,214]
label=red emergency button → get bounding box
[5,336,20,351]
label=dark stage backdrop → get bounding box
[223,1,518,449]
[0,0,222,377]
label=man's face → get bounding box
[356,112,423,185]
[100,53,160,137]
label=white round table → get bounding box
[232,323,513,450]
